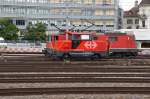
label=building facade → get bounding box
[139,0,150,29]
[0,0,121,33]
[123,1,139,29]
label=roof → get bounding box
[140,0,150,6]
[124,6,139,17]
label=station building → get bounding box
[0,0,122,33]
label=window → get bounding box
[118,26,122,29]
[136,26,139,29]
[127,19,133,24]
[81,35,90,40]
[142,43,150,48]
[127,26,132,29]
[106,25,114,27]
[95,0,103,4]
[49,0,60,3]
[73,0,82,4]
[54,36,58,41]
[84,0,93,4]
[9,20,13,24]
[142,20,145,27]
[105,10,114,15]
[95,10,103,16]
[135,19,139,24]
[108,37,118,42]
[94,20,103,25]
[103,0,112,5]
[105,20,114,27]
[16,20,25,25]
[93,36,98,40]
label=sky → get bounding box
[120,0,142,11]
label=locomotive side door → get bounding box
[72,34,81,49]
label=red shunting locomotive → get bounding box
[43,31,138,59]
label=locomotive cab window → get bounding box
[109,37,118,42]
[81,35,90,40]
[93,36,98,40]
[141,42,150,48]
[72,35,80,40]
[54,36,58,41]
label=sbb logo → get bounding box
[84,41,97,49]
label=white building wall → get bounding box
[123,17,139,29]
[139,6,150,29]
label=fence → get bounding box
[0,41,46,53]
[7,43,46,49]
[2,40,46,49]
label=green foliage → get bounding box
[24,22,47,41]
[0,18,19,40]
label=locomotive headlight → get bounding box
[109,52,113,55]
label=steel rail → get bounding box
[0,87,150,96]
[0,77,150,83]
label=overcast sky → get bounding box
[120,0,142,11]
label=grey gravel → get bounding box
[0,94,150,99]
[0,83,150,89]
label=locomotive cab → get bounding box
[71,33,93,49]
[44,31,108,59]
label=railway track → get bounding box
[0,66,150,72]
[0,54,149,67]
[0,53,150,60]
[0,54,150,96]
[0,59,150,67]
[0,87,150,96]
[0,73,150,83]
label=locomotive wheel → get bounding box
[93,54,101,59]
[114,53,122,58]
[44,50,49,57]
[90,54,101,60]
[96,54,101,59]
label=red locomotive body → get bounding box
[44,31,108,58]
[44,31,138,59]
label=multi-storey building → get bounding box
[0,0,122,33]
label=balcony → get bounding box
[0,12,115,20]
[0,1,115,9]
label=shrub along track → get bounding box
[0,54,150,95]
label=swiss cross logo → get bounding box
[84,41,97,49]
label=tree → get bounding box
[24,22,47,41]
[0,18,19,40]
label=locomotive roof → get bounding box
[105,33,128,36]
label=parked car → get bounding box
[0,37,7,48]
